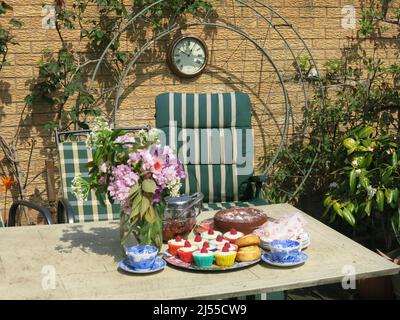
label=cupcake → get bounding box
[201,228,222,242]
[192,234,204,248]
[214,245,237,267]
[167,235,185,256]
[202,241,217,252]
[193,246,215,267]
[222,242,238,252]
[210,234,229,249]
[177,240,199,263]
[224,228,244,243]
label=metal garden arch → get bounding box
[88,0,326,201]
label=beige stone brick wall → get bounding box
[0,0,399,220]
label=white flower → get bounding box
[329,182,339,189]
[355,169,361,175]
[148,128,160,143]
[100,162,108,173]
[87,116,112,148]
[366,185,377,198]
[71,176,90,200]
[167,178,181,197]
[367,147,374,152]
[351,159,358,168]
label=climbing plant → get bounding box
[263,0,400,248]
[25,0,214,132]
[0,1,22,71]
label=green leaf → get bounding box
[144,205,156,224]
[343,138,358,153]
[9,18,23,28]
[359,174,370,189]
[342,207,355,227]
[333,202,343,217]
[140,195,150,218]
[349,169,357,194]
[357,126,374,139]
[392,152,398,167]
[376,189,384,212]
[385,189,395,205]
[346,202,355,213]
[365,199,372,216]
[142,179,157,193]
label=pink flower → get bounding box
[100,162,108,173]
[107,164,139,202]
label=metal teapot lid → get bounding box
[164,195,193,209]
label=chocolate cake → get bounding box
[213,207,268,235]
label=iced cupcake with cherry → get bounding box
[177,240,199,263]
[210,234,229,249]
[192,245,215,267]
[223,228,244,243]
[200,228,222,242]
[214,245,237,267]
[221,242,238,252]
[167,235,186,256]
[201,241,217,252]
[192,234,204,249]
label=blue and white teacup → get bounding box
[126,245,158,270]
[269,239,301,263]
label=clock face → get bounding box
[168,35,208,78]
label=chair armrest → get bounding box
[8,200,54,226]
[249,175,268,199]
[57,198,76,224]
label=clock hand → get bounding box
[188,44,196,56]
[179,48,191,57]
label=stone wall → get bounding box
[0,0,399,219]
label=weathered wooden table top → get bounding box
[0,203,398,300]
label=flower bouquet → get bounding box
[72,117,186,250]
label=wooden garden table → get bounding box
[0,203,399,300]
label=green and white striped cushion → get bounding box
[156,92,254,203]
[58,141,120,223]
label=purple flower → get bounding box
[107,164,139,202]
[99,176,105,185]
[115,134,135,148]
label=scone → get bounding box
[236,245,261,262]
[236,234,260,247]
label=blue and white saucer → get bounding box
[261,252,308,267]
[119,257,166,274]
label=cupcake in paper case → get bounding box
[221,242,238,252]
[192,234,204,249]
[193,247,215,267]
[167,235,186,256]
[200,228,222,242]
[177,240,199,263]
[202,241,217,252]
[223,228,244,243]
[210,234,229,249]
[214,246,237,267]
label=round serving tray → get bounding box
[163,252,261,271]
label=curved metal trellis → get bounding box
[88,0,326,202]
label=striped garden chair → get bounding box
[155,92,286,301]
[155,92,268,211]
[56,128,146,224]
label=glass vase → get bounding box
[120,205,163,254]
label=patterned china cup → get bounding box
[126,245,158,270]
[269,240,301,263]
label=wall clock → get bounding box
[167,34,209,78]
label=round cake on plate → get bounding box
[213,207,268,235]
